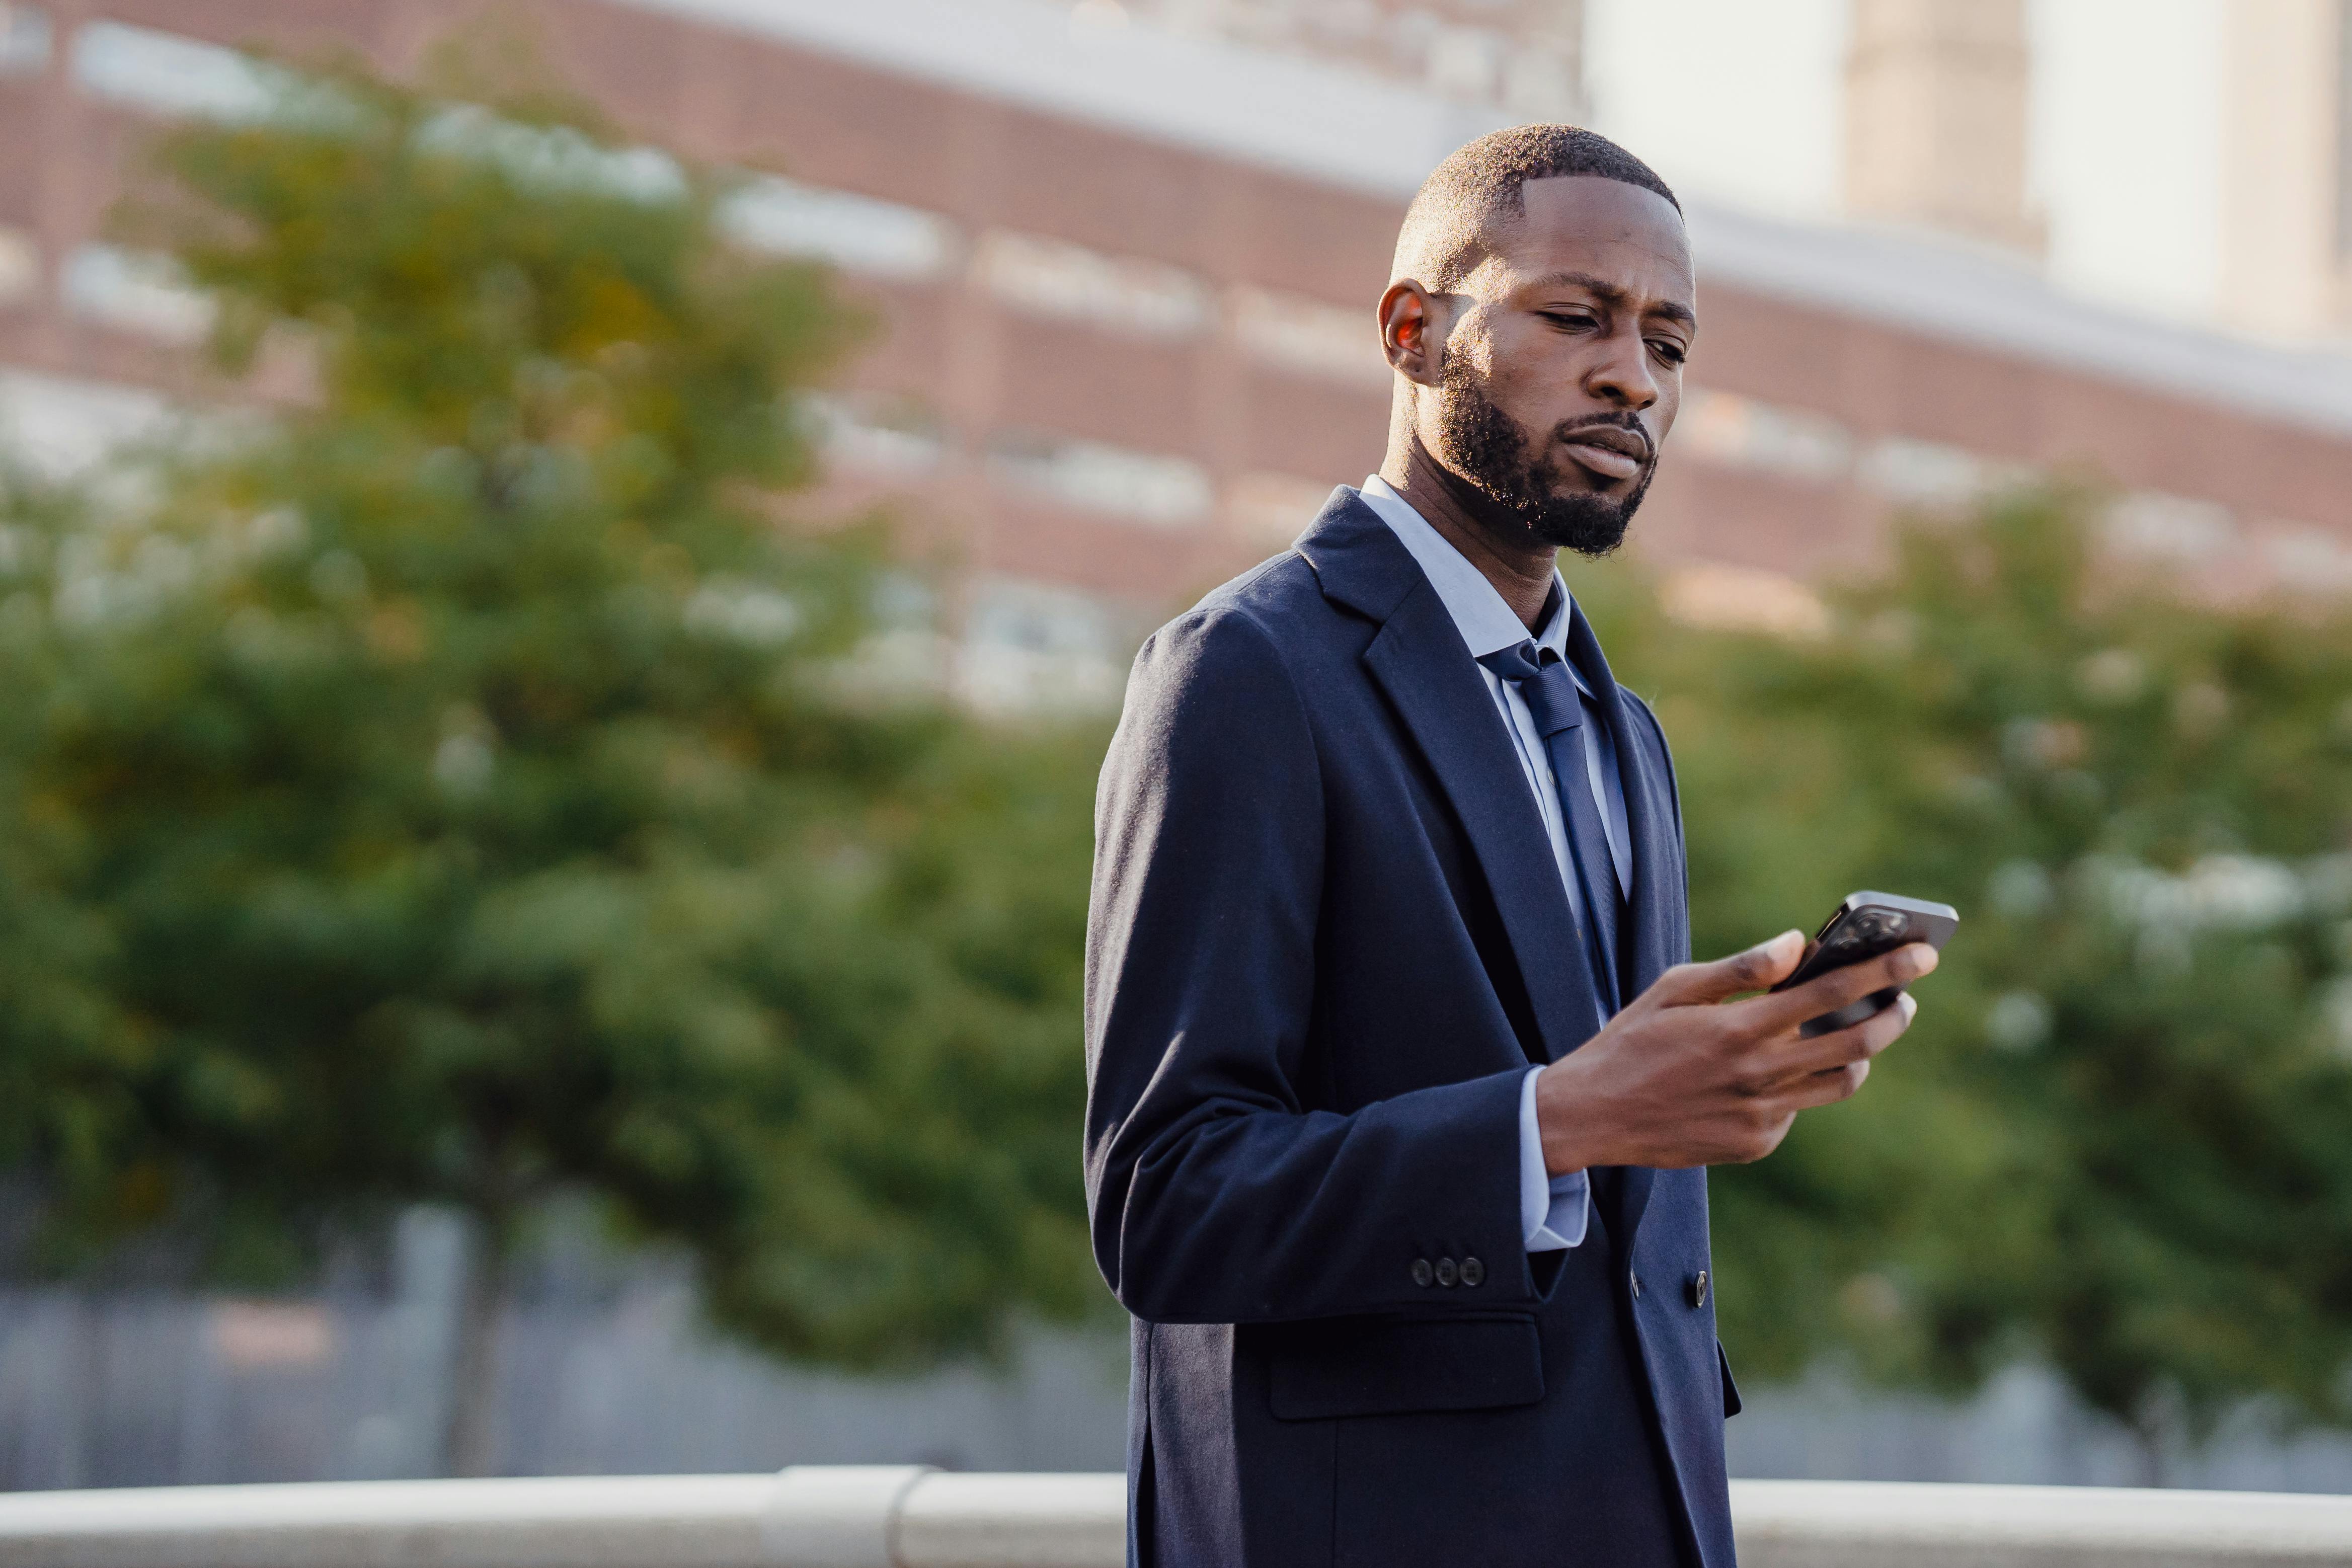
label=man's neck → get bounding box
[1377,439,1558,631]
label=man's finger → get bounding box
[1739,942,1937,1037]
[1785,1057,1871,1110]
[1777,989,1917,1078]
[1644,930,1806,1008]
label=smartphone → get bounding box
[1769,891,1959,1037]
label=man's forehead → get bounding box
[1481,175,1693,301]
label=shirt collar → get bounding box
[1359,475,1577,669]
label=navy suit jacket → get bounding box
[1084,491,1740,1568]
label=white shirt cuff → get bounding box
[1517,1065,1590,1252]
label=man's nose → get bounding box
[1585,323,1661,411]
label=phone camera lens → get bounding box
[1850,908,1907,945]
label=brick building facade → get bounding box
[4,0,2352,701]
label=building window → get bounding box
[0,4,51,75]
[1679,389,2038,507]
[966,574,1116,660]
[2103,491,2236,563]
[1856,435,2013,508]
[72,20,272,119]
[958,575,1128,714]
[2260,524,2352,593]
[972,231,1209,339]
[60,244,213,342]
[0,226,37,305]
[802,392,948,477]
[720,176,957,282]
[1659,562,1829,640]
[1229,287,1388,387]
[0,368,174,478]
[989,430,1212,527]
[1676,388,1852,483]
[415,105,685,205]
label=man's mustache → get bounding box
[1552,417,1655,464]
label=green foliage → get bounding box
[0,55,1097,1367]
[1589,492,2352,1448]
[7,32,2348,1470]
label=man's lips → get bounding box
[1558,426,1651,483]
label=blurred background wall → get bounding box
[4,0,2352,1490]
[8,0,2352,694]
[11,1212,2352,1491]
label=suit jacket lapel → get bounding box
[1564,602,1686,1243]
[1299,492,1607,1063]
[1363,592,1604,1061]
[1302,493,1691,1241]
[1561,602,1684,999]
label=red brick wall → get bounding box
[3,0,2348,618]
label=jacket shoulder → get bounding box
[1119,553,1326,726]
[1187,547,1331,632]
[1126,551,1332,686]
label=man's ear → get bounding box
[1379,280,1445,387]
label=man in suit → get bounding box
[1083,126,1939,1568]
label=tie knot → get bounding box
[1476,641,1581,737]
[1476,640,1546,684]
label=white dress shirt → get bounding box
[1356,477,1632,1253]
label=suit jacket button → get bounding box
[1688,1270,1709,1308]
[1460,1256,1484,1287]
[1435,1257,1459,1287]
[1410,1258,1433,1287]
[1629,1270,1643,1299]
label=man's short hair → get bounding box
[1393,125,1680,292]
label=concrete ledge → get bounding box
[0,1468,2346,1567]
[1732,1479,2352,1567]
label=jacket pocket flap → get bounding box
[1267,1316,1543,1421]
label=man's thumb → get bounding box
[1652,929,1805,1006]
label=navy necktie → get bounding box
[1477,640,1624,1017]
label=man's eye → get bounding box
[1542,311,1597,331]
[1649,340,1688,364]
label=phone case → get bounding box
[1768,891,1959,1038]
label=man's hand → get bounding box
[1535,931,1936,1172]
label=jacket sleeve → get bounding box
[1083,604,1532,1325]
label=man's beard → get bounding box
[1436,355,1654,558]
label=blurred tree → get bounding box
[0,51,1097,1471]
[1589,492,2352,1480]
[7,39,2345,1489]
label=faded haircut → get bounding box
[1393,124,1680,292]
